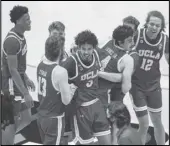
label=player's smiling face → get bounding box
[79,43,94,62]
[146,16,162,39]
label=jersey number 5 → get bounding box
[86,80,93,87]
[140,58,153,71]
[38,76,47,97]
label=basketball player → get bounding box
[122,15,140,70]
[48,21,68,61]
[1,93,15,145]
[107,101,142,145]
[1,5,35,144]
[62,30,111,145]
[36,35,72,145]
[97,25,134,108]
[130,11,169,145]
[123,16,140,46]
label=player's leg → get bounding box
[2,124,16,145]
[93,100,111,145]
[36,117,45,143]
[71,106,95,145]
[37,114,65,145]
[15,98,32,133]
[147,88,165,145]
[110,86,125,102]
[1,93,16,145]
[61,104,73,145]
[129,86,149,145]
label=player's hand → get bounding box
[70,84,77,97]
[24,94,34,108]
[26,79,36,92]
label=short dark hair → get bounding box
[1,93,15,130]
[107,101,131,129]
[75,30,98,48]
[144,10,166,32]
[10,5,28,24]
[112,25,134,45]
[45,35,64,61]
[123,15,140,30]
[48,21,65,33]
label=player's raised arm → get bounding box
[120,55,134,94]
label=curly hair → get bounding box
[75,30,98,48]
[144,10,166,32]
[10,5,28,24]
[123,15,140,30]
[48,21,65,33]
[112,25,133,45]
[45,35,64,61]
[107,101,131,129]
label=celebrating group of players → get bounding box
[1,5,169,145]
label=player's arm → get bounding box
[164,35,169,64]
[129,51,140,73]
[61,56,77,80]
[98,71,122,82]
[55,68,72,105]
[4,38,30,96]
[24,73,35,91]
[120,55,134,94]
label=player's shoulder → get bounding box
[124,54,133,62]
[53,65,68,80]
[54,65,67,75]
[3,35,19,47]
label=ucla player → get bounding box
[1,5,35,144]
[107,101,142,145]
[98,25,134,107]
[130,11,169,145]
[36,35,72,145]
[62,30,111,145]
[48,21,68,61]
[122,16,140,70]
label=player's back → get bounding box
[98,40,128,89]
[132,28,167,91]
[118,126,142,145]
[37,59,65,117]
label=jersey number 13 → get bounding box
[38,76,47,97]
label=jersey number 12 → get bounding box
[140,58,153,71]
[38,76,47,97]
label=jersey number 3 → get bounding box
[38,76,47,97]
[140,58,153,71]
